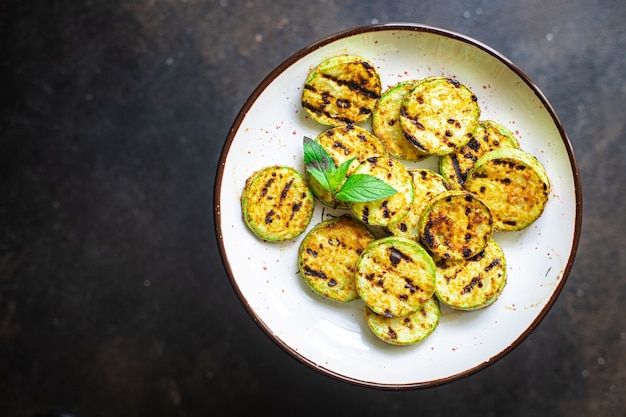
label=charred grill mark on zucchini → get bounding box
[389,247,411,266]
[403,278,419,294]
[322,70,380,99]
[333,140,351,154]
[381,201,391,219]
[446,77,460,88]
[466,136,481,151]
[484,258,500,272]
[461,276,482,294]
[280,178,294,198]
[401,108,426,131]
[290,201,302,220]
[361,206,369,224]
[403,131,428,152]
[303,265,327,279]
[301,100,354,125]
[261,177,274,197]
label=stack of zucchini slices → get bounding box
[242,54,550,347]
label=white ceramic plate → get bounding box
[215,23,582,389]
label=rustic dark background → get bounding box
[1,0,624,416]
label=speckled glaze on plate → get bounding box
[214,23,582,389]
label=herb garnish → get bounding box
[303,136,397,203]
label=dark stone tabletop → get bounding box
[1,1,624,416]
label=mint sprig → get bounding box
[303,136,397,203]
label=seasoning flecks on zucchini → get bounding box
[298,216,375,302]
[439,120,520,189]
[434,238,507,310]
[464,148,550,231]
[372,81,427,162]
[364,296,440,345]
[386,168,448,241]
[302,55,382,127]
[347,156,414,227]
[306,124,387,208]
[355,236,436,318]
[399,76,480,156]
[241,165,315,241]
[419,190,493,260]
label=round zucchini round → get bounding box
[386,168,448,241]
[464,148,550,231]
[434,238,507,310]
[399,76,480,156]
[419,190,493,260]
[241,165,314,241]
[298,216,375,302]
[439,120,520,189]
[355,236,436,318]
[301,55,382,126]
[364,296,440,345]
[372,80,427,162]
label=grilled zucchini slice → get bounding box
[364,296,440,345]
[348,156,414,227]
[301,55,382,126]
[386,169,448,241]
[372,81,427,162]
[434,238,507,310]
[241,165,314,241]
[306,124,387,208]
[399,76,480,156]
[419,190,493,260]
[355,236,436,318]
[439,120,520,189]
[298,216,375,302]
[464,148,550,231]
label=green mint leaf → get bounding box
[306,167,333,194]
[328,157,355,192]
[335,174,398,202]
[303,136,339,198]
[303,137,396,204]
[303,136,332,172]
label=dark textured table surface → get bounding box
[1,1,624,416]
